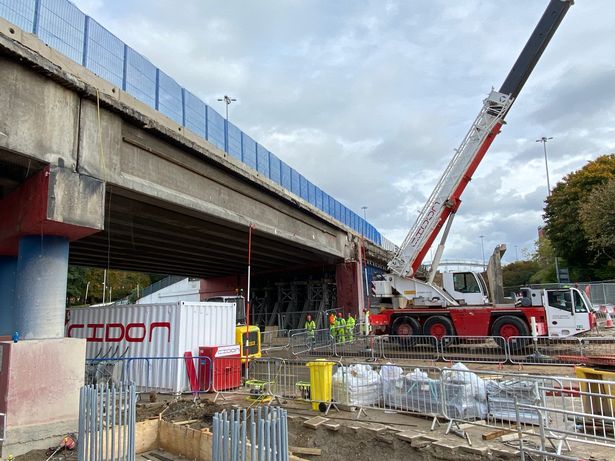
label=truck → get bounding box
[370,0,596,345]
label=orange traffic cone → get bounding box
[605,311,614,329]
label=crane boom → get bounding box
[388,0,573,278]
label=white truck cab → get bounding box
[519,287,594,336]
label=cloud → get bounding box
[70,0,615,263]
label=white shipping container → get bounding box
[66,302,236,393]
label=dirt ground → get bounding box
[14,447,76,461]
[136,398,229,429]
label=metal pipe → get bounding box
[111,385,116,461]
[223,418,229,461]
[264,419,270,461]
[231,417,237,461]
[258,417,264,461]
[241,411,247,461]
[250,417,256,461]
[213,415,219,461]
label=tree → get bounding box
[544,154,615,278]
[66,266,155,306]
[502,259,540,291]
[580,178,615,258]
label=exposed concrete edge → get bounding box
[1,419,78,457]
[0,17,379,253]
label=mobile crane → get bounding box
[370,0,596,345]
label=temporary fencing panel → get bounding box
[379,335,439,362]
[212,407,289,461]
[440,336,507,364]
[78,382,136,461]
[508,336,583,366]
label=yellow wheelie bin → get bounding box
[575,366,615,417]
[306,360,334,411]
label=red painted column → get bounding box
[335,261,361,317]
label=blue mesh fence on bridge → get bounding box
[0,0,384,246]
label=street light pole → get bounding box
[361,206,367,221]
[217,95,237,120]
[536,136,561,284]
[536,136,554,194]
[479,235,486,269]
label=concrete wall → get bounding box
[0,338,86,457]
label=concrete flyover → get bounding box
[0,17,392,338]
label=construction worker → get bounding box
[328,311,336,340]
[335,312,346,343]
[346,312,356,342]
[304,314,316,343]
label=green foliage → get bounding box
[66,266,153,306]
[544,154,615,277]
[502,259,540,290]
[580,178,615,258]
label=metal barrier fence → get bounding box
[379,335,439,362]
[261,329,290,353]
[291,333,615,367]
[212,407,288,461]
[85,356,213,394]
[508,336,583,366]
[78,382,136,461]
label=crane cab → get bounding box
[441,271,489,305]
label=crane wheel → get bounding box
[422,316,456,347]
[391,316,420,346]
[490,316,530,351]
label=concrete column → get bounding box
[14,235,69,339]
[0,255,17,336]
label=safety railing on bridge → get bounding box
[0,0,383,246]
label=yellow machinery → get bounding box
[236,324,261,360]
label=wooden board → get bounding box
[290,446,322,456]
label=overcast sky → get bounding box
[71,0,615,265]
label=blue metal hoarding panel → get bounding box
[291,168,300,196]
[183,90,206,138]
[299,175,308,200]
[316,188,323,211]
[125,47,156,107]
[0,0,35,31]
[269,154,281,185]
[241,133,257,170]
[207,107,225,151]
[308,182,316,206]
[157,70,182,125]
[281,162,291,190]
[227,122,242,160]
[38,0,85,63]
[85,18,123,87]
[256,144,270,177]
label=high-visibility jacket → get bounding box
[346,316,356,330]
[305,320,316,332]
[329,314,336,326]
